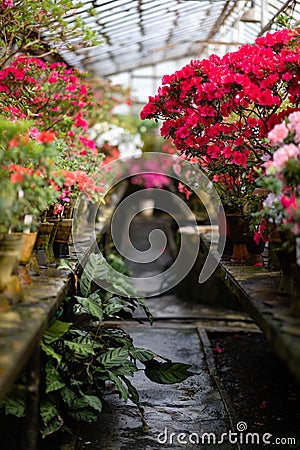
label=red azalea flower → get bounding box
[36,130,56,144]
[10,172,24,183]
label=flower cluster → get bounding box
[0,55,97,153]
[0,0,99,72]
[254,111,300,240]
[89,122,143,163]
[0,118,62,232]
[130,158,171,189]
[141,28,300,211]
[1,0,13,8]
[0,53,133,229]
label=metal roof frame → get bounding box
[56,0,300,78]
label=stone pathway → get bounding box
[74,214,255,450]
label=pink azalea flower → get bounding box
[272,144,299,171]
[267,122,289,145]
[288,111,300,143]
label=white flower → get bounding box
[89,122,143,158]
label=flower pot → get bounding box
[218,209,233,257]
[0,233,24,255]
[244,233,265,266]
[54,219,73,243]
[35,222,55,250]
[45,219,61,265]
[34,222,55,268]
[52,219,73,258]
[63,203,74,219]
[12,232,37,285]
[0,251,20,292]
[226,214,250,263]
[17,232,37,265]
[276,245,295,297]
[0,234,23,298]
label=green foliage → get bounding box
[0,117,64,232]
[79,253,108,297]
[4,396,26,418]
[144,360,194,385]
[2,250,194,440]
[0,0,100,69]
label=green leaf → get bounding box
[75,296,103,321]
[109,361,138,377]
[144,360,194,384]
[43,320,72,344]
[129,347,156,362]
[107,372,128,402]
[122,377,140,406]
[45,363,65,394]
[40,400,59,424]
[138,298,154,325]
[60,386,75,407]
[98,347,128,368]
[5,397,26,417]
[64,340,95,357]
[103,296,128,317]
[41,416,64,438]
[107,276,136,296]
[69,409,98,422]
[40,341,62,364]
[73,395,102,412]
[80,253,108,297]
[57,259,74,274]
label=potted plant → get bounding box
[253,110,300,315]
[140,28,300,261]
[0,118,63,283]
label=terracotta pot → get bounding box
[0,233,23,255]
[15,232,37,265]
[0,251,20,292]
[12,232,37,285]
[0,234,23,294]
[226,214,249,244]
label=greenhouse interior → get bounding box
[1,0,300,449]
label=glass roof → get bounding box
[59,0,300,78]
